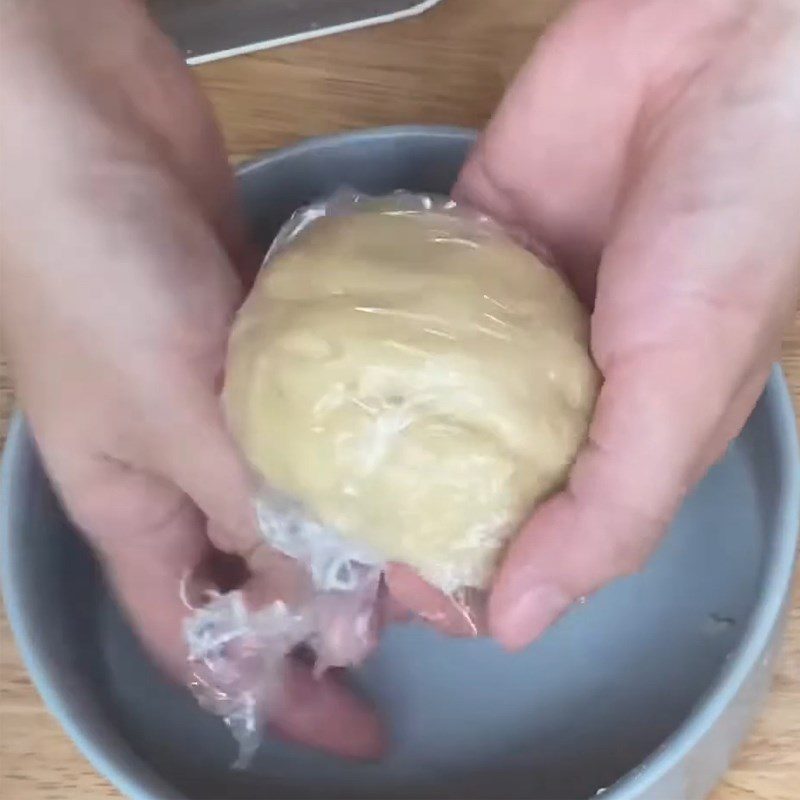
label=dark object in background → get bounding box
[148,0,445,64]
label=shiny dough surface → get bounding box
[224,204,599,593]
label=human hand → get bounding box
[0,0,382,758]
[453,0,800,649]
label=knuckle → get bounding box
[60,461,187,549]
[60,479,122,540]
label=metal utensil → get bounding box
[148,0,444,64]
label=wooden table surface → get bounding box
[1,1,798,798]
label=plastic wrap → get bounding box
[184,190,598,764]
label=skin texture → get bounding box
[451,0,800,649]
[1,0,799,754]
[0,0,382,758]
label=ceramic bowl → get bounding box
[2,127,799,800]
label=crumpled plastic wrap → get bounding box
[184,484,384,766]
[183,189,598,765]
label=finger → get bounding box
[452,0,646,300]
[489,341,756,651]
[156,394,261,558]
[119,8,259,280]
[489,4,800,651]
[452,1,788,302]
[106,514,384,758]
[64,463,384,759]
[271,661,385,760]
[490,208,795,650]
[197,535,385,758]
[379,583,414,626]
[215,528,310,607]
[60,460,211,682]
[241,542,383,669]
[386,564,484,637]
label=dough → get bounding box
[224,201,599,593]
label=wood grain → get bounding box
[1,1,798,797]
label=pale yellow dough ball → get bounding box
[224,204,599,593]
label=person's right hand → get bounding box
[0,0,383,759]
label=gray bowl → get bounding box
[2,127,799,800]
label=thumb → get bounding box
[489,338,771,650]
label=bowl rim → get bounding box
[0,412,183,800]
[607,362,800,798]
[2,124,799,800]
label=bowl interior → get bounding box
[2,129,793,800]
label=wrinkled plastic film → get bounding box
[185,592,309,767]
[183,189,598,764]
[182,191,487,764]
[184,484,383,765]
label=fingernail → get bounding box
[497,584,572,651]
